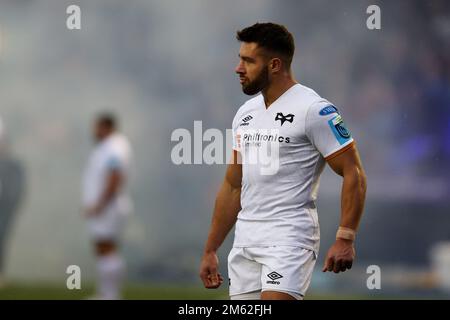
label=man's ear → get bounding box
[269,58,283,74]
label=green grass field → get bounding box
[0,282,379,300]
[0,282,229,300]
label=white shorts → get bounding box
[86,207,128,242]
[228,246,317,299]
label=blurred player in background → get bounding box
[82,113,132,300]
[0,117,25,287]
[200,23,367,300]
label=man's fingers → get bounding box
[344,260,353,270]
[206,272,222,289]
[209,266,218,282]
[333,258,354,273]
[202,265,222,289]
[346,260,353,270]
[327,257,334,272]
[322,256,334,272]
[333,260,342,273]
[322,258,354,273]
[209,274,218,285]
[340,262,348,272]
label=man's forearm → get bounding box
[204,182,241,253]
[323,146,366,273]
[339,166,367,232]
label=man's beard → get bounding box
[241,67,269,95]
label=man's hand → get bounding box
[199,251,224,289]
[322,239,355,273]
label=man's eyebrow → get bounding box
[239,54,255,62]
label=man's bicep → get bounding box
[106,168,124,189]
[326,143,363,177]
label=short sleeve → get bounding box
[105,144,127,171]
[305,101,354,159]
[106,152,124,170]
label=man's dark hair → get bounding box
[97,112,118,130]
[236,22,295,68]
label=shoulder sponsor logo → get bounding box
[319,105,339,116]
[328,114,352,145]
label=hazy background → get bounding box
[0,0,449,298]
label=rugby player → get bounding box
[82,113,132,300]
[199,23,367,300]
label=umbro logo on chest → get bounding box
[239,115,253,126]
[275,112,295,126]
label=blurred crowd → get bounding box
[351,0,450,185]
[267,0,450,199]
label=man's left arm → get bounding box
[322,143,367,273]
[86,158,124,217]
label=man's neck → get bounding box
[262,75,298,109]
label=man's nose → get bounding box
[235,62,244,74]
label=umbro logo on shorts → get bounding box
[266,271,283,285]
[275,113,294,126]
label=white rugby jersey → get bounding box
[232,84,354,254]
[82,133,132,214]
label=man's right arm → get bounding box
[200,150,242,289]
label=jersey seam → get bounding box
[306,157,322,242]
[304,98,329,142]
